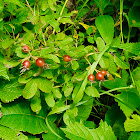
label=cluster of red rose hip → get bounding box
[21,45,107,81]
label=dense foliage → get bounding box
[0,0,140,139]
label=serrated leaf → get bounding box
[114,90,140,117]
[22,79,38,99]
[0,63,9,80]
[71,60,79,70]
[114,56,129,69]
[0,81,22,103]
[112,42,140,56]
[0,100,48,134]
[95,15,114,44]
[18,75,32,84]
[85,86,100,97]
[0,125,28,140]
[36,78,52,93]
[124,114,140,132]
[96,37,105,52]
[61,120,117,140]
[45,93,55,107]
[40,69,53,79]
[45,54,60,63]
[3,58,20,68]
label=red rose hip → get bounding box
[23,60,31,68]
[63,55,71,62]
[100,70,107,76]
[36,58,45,67]
[88,74,95,82]
[96,72,104,80]
[22,45,30,53]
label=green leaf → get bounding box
[73,45,109,105]
[129,132,140,140]
[48,0,57,11]
[45,93,55,107]
[132,67,140,81]
[3,58,20,68]
[61,120,117,140]
[0,81,22,103]
[1,38,14,49]
[129,6,140,27]
[63,81,73,97]
[59,18,73,24]
[95,15,114,44]
[63,107,78,125]
[96,37,105,52]
[114,90,140,117]
[114,56,129,69]
[30,98,42,114]
[0,63,9,80]
[124,114,140,132]
[52,88,62,99]
[40,48,56,56]
[45,54,60,63]
[41,0,48,11]
[85,86,100,97]
[87,36,94,43]
[0,100,48,134]
[135,80,140,95]
[15,46,29,58]
[0,125,28,140]
[40,69,53,79]
[71,60,79,70]
[4,0,24,7]
[22,79,38,99]
[36,78,52,93]
[112,42,140,56]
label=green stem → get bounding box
[120,0,124,43]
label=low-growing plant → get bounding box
[0,0,140,139]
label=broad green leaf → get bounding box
[96,37,105,52]
[57,36,73,46]
[30,98,42,114]
[18,75,32,84]
[114,56,129,69]
[49,20,60,32]
[87,36,94,43]
[59,18,73,24]
[124,114,140,132]
[85,86,100,97]
[40,48,56,56]
[112,42,140,56]
[0,125,28,140]
[40,69,53,79]
[56,32,65,40]
[95,0,110,14]
[48,0,57,11]
[73,45,109,105]
[0,100,48,134]
[129,132,140,140]
[63,82,73,97]
[3,58,20,68]
[129,6,140,27]
[108,54,117,73]
[45,54,60,63]
[45,93,55,107]
[36,78,52,93]
[52,88,62,99]
[71,60,79,70]
[41,0,48,11]
[95,15,114,44]
[22,79,38,99]
[48,101,70,116]
[132,67,140,81]
[76,95,94,121]
[1,38,14,49]
[61,120,117,140]
[15,46,29,58]
[0,81,22,103]
[63,107,78,125]
[0,63,9,80]
[114,89,140,117]
[4,0,24,7]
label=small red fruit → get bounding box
[23,60,31,68]
[100,70,107,76]
[63,55,71,62]
[96,72,104,80]
[36,58,45,67]
[22,45,30,53]
[88,74,95,82]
